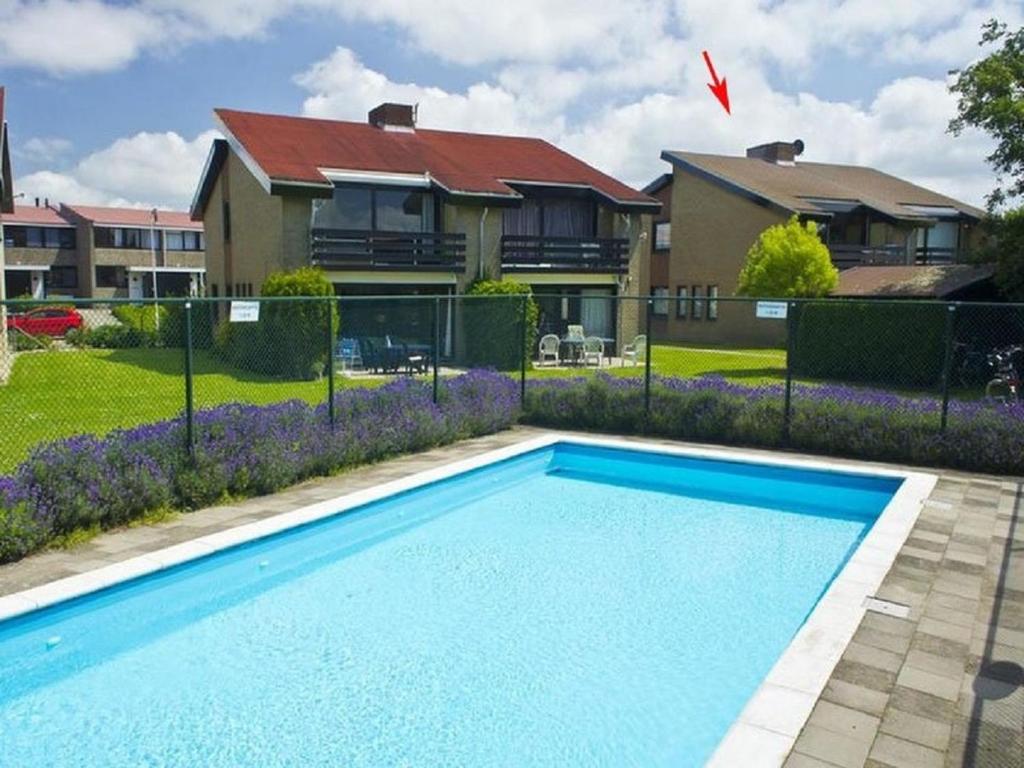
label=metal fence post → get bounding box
[519,295,528,407]
[326,297,336,428]
[940,303,957,432]
[433,296,441,404]
[644,298,653,420]
[183,300,196,457]
[783,300,797,443]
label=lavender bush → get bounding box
[0,371,518,564]
[524,375,1024,475]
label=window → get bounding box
[95,266,127,288]
[691,285,703,320]
[94,227,162,249]
[25,227,43,247]
[654,221,671,250]
[165,230,184,251]
[0,225,73,248]
[676,286,689,319]
[222,201,232,243]
[312,185,441,233]
[652,286,669,317]
[49,266,78,289]
[707,285,719,320]
[210,284,218,298]
[501,197,596,238]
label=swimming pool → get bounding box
[0,437,934,767]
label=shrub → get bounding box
[462,279,539,370]
[70,324,155,349]
[791,301,947,387]
[0,370,517,564]
[737,216,838,298]
[113,304,167,334]
[523,375,1024,475]
[216,268,337,379]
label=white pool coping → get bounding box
[0,433,937,767]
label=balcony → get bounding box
[915,247,957,265]
[500,235,630,273]
[311,229,466,271]
[829,243,908,270]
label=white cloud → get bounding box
[14,130,219,209]
[16,137,73,164]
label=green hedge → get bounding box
[791,301,947,388]
[216,268,338,380]
[461,279,539,370]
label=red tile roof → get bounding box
[62,204,201,230]
[213,108,657,208]
[2,204,74,226]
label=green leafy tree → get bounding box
[949,20,1024,210]
[736,216,838,298]
[980,206,1024,300]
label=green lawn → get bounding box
[0,345,786,472]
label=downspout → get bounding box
[478,207,489,281]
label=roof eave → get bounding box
[0,121,13,215]
[189,138,229,220]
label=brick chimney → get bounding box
[746,140,805,165]
[368,103,417,132]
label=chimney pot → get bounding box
[368,103,417,132]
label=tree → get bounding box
[949,20,1024,210]
[983,206,1024,300]
[463,279,539,370]
[736,216,838,298]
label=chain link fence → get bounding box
[1,294,1023,474]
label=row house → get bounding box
[190,103,659,352]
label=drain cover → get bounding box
[862,596,911,618]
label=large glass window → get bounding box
[312,186,438,233]
[165,230,184,251]
[502,197,595,238]
[95,227,162,249]
[707,285,719,320]
[676,286,688,319]
[691,285,704,320]
[95,266,127,288]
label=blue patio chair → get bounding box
[336,337,363,371]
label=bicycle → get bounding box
[984,345,1023,404]
[954,340,991,389]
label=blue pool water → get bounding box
[0,443,900,767]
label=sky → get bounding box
[0,0,1020,212]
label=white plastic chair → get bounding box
[538,334,561,366]
[621,334,646,367]
[566,324,585,342]
[581,336,604,367]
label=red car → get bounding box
[5,307,84,337]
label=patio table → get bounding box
[559,337,615,366]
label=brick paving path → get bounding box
[1,429,1021,767]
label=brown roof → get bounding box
[661,150,985,222]
[204,108,658,212]
[2,204,74,226]
[834,265,995,298]
[62,204,201,230]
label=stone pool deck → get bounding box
[1,428,1021,768]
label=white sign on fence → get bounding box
[229,301,260,323]
[755,301,788,320]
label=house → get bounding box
[1,201,205,299]
[651,140,986,345]
[190,103,659,352]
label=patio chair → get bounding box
[566,324,585,342]
[581,336,604,367]
[621,334,646,367]
[538,334,561,366]
[335,337,362,371]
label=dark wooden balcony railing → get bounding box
[914,247,958,265]
[310,229,466,271]
[829,243,908,270]
[500,235,630,273]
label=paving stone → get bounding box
[821,679,890,718]
[903,649,964,681]
[888,686,957,723]
[851,626,912,657]
[917,617,974,645]
[894,666,961,702]
[832,659,897,694]
[783,754,841,768]
[878,708,951,753]
[842,642,904,675]
[868,733,944,768]
[860,612,915,638]
[793,724,872,768]
[807,701,880,743]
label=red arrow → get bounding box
[702,50,731,114]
